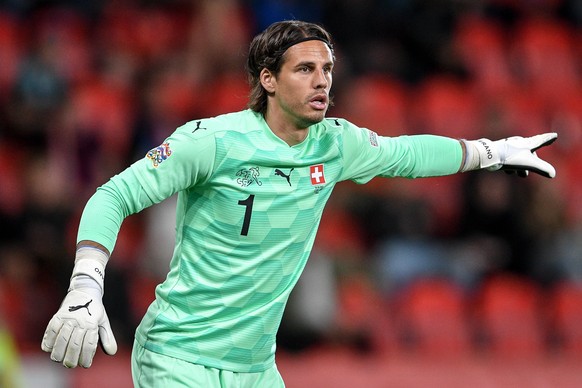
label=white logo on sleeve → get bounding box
[368,129,378,147]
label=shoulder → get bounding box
[317,117,364,133]
[177,110,262,139]
[318,117,382,153]
[315,117,373,141]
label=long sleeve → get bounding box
[77,170,155,253]
[336,117,463,183]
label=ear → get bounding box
[259,68,276,94]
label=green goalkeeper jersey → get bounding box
[78,109,462,372]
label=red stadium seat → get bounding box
[336,274,397,354]
[475,275,545,358]
[97,3,189,60]
[549,281,582,358]
[488,85,547,138]
[199,72,250,118]
[409,75,481,139]
[453,16,515,97]
[510,19,580,102]
[68,78,136,157]
[336,75,410,137]
[0,12,23,101]
[395,278,472,358]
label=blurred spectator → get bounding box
[322,0,472,83]
[364,188,455,294]
[249,0,324,32]
[7,32,68,148]
[457,171,530,276]
[528,182,582,286]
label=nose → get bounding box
[314,68,329,89]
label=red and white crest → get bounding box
[310,164,326,185]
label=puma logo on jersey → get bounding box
[274,168,294,186]
[191,120,207,133]
[68,300,93,316]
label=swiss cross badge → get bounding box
[309,164,326,185]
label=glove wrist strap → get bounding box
[69,247,109,295]
[462,138,501,171]
[69,276,103,299]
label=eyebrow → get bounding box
[294,60,334,68]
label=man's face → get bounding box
[266,40,334,130]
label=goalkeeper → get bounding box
[41,20,557,387]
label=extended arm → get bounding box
[339,117,557,182]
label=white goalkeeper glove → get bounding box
[462,132,557,178]
[41,247,117,368]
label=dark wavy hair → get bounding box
[246,20,334,115]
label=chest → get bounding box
[188,138,342,242]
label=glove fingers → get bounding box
[98,312,118,356]
[503,142,556,178]
[502,169,529,178]
[531,166,555,178]
[79,329,99,368]
[530,151,556,178]
[50,320,74,363]
[500,159,555,178]
[63,327,86,368]
[527,132,558,152]
[41,316,63,352]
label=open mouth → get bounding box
[309,94,328,110]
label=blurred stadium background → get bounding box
[1,0,582,386]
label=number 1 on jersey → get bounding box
[237,194,255,236]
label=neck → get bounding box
[263,111,309,147]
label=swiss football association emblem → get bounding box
[310,164,326,185]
